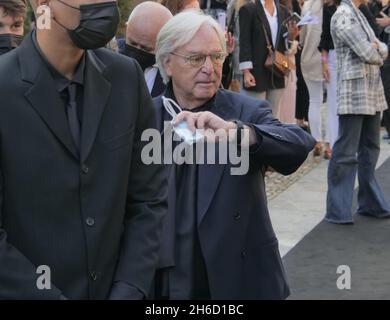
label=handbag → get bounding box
[262,23,290,78]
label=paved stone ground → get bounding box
[268,128,390,257]
[284,155,390,299]
[265,102,329,200]
[265,151,323,200]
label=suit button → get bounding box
[90,271,98,281]
[82,164,89,174]
[86,217,95,227]
[234,212,241,220]
[241,250,246,258]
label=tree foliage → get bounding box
[24,0,147,37]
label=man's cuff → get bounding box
[245,123,263,154]
[239,61,253,71]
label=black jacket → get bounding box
[0,33,167,299]
[153,90,316,299]
[239,1,290,92]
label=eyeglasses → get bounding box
[170,52,227,68]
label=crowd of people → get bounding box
[0,0,389,300]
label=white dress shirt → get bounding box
[144,65,158,93]
[261,0,278,48]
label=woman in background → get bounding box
[294,0,310,131]
[226,0,252,91]
[319,0,341,159]
[278,0,300,123]
[300,0,324,156]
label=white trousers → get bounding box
[325,50,339,148]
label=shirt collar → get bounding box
[31,29,85,92]
[260,0,277,17]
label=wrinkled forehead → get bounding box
[177,23,223,54]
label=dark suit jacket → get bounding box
[0,33,167,299]
[151,70,166,98]
[153,90,316,299]
[239,1,290,92]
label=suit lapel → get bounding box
[154,95,176,184]
[197,91,243,225]
[20,33,79,159]
[275,1,284,49]
[257,0,274,48]
[80,50,111,162]
[151,70,166,98]
[153,96,165,133]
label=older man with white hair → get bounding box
[152,11,315,300]
[122,1,172,97]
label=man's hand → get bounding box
[243,69,256,88]
[287,21,300,41]
[174,111,234,136]
[376,12,390,28]
[372,40,380,50]
[173,111,256,145]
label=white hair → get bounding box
[156,10,227,84]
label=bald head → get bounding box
[126,1,172,53]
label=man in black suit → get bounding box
[0,0,167,299]
[239,0,295,116]
[122,1,172,97]
[0,0,26,55]
[152,11,315,299]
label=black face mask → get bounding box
[123,44,156,71]
[54,0,120,50]
[0,34,23,55]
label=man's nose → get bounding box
[200,56,214,74]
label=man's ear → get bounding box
[164,56,173,77]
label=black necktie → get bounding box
[66,83,81,151]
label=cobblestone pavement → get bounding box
[265,151,324,200]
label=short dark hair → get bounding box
[0,0,27,19]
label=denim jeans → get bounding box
[325,113,390,223]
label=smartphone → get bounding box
[282,12,301,26]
